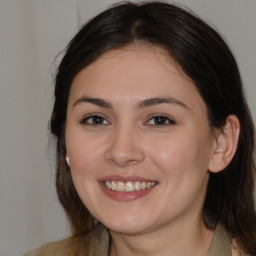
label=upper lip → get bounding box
[98,175,157,183]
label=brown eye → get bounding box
[81,115,110,125]
[147,115,175,126]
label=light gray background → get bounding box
[0,1,255,255]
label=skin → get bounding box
[65,45,222,256]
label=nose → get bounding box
[105,124,145,167]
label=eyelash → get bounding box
[80,114,110,126]
[145,114,175,126]
[80,114,175,127]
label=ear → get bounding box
[208,115,240,173]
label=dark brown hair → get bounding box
[50,1,256,254]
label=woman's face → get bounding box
[65,45,216,235]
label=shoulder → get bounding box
[22,237,78,256]
[22,225,110,256]
[231,239,250,256]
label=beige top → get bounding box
[23,224,234,256]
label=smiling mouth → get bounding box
[104,180,157,192]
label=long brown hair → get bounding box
[50,1,256,254]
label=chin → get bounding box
[108,225,148,235]
[101,215,151,235]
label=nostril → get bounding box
[125,159,141,166]
[105,148,145,167]
[105,129,145,167]
[107,156,141,167]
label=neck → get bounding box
[109,216,214,256]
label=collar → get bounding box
[89,223,232,256]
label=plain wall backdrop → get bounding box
[0,1,255,255]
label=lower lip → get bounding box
[99,183,156,202]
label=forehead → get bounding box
[69,45,204,110]
[82,44,186,80]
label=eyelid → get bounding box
[80,113,111,126]
[145,114,176,126]
[79,113,175,127]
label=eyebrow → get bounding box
[138,97,188,109]
[73,97,112,108]
[72,96,188,110]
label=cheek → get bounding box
[68,142,102,178]
[65,126,105,182]
[149,134,212,212]
[149,132,212,181]
[66,135,105,214]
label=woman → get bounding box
[24,1,256,255]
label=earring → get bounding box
[66,155,70,166]
[215,147,223,153]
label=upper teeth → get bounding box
[104,181,156,192]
